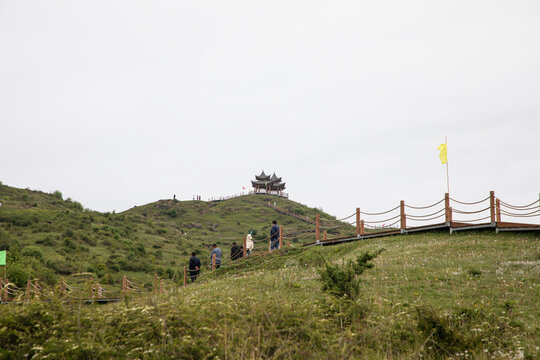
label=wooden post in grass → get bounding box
[212,253,216,271]
[496,198,501,223]
[268,237,271,251]
[445,193,450,224]
[160,279,164,294]
[490,191,496,225]
[316,214,320,243]
[448,207,453,223]
[279,226,283,249]
[26,279,31,301]
[34,279,39,297]
[122,275,127,298]
[153,274,158,294]
[88,277,94,301]
[183,266,188,287]
[356,208,360,236]
[243,236,247,257]
[400,201,406,232]
[323,230,327,241]
[0,278,4,302]
[360,220,365,236]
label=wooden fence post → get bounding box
[496,198,501,223]
[88,277,94,300]
[400,200,406,233]
[243,236,247,257]
[360,220,365,235]
[26,279,31,301]
[356,208,360,236]
[316,214,320,243]
[212,253,216,271]
[490,191,496,225]
[160,279,164,294]
[445,193,450,225]
[122,275,127,298]
[153,274,158,294]
[279,226,283,249]
[183,266,188,287]
[323,230,327,241]
[448,207,453,223]
[1,278,4,302]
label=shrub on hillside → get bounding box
[318,250,383,299]
[6,263,30,288]
[52,190,63,200]
[21,248,43,262]
[319,263,359,299]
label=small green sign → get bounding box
[0,250,6,266]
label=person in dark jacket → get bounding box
[270,220,280,251]
[188,252,201,282]
[231,242,242,260]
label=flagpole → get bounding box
[445,136,450,195]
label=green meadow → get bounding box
[1,183,539,359]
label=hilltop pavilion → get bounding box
[251,170,287,198]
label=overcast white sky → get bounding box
[1,1,539,224]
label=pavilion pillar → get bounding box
[490,191,496,225]
[356,208,360,236]
[400,200,406,233]
[315,214,320,243]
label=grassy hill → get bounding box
[0,182,353,287]
[1,230,539,359]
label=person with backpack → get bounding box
[210,244,222,269]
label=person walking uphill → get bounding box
[270,220,280,251]
[210,244,222,269]
[188,252,201,282]
[245,232,254,256]
[231,242,242,261]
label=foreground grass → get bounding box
[1,231,539,359]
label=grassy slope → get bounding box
[0,183,353,287]
[0,231,538,359]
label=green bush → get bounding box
[6,263,30,288]
[318,251,382,299]
[21,248,43,262]
[319,263,359,299]
[52,190,63,199]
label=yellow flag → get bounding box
[437,143,447,164]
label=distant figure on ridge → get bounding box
[188,252,201,282]
[231,242,242,261]
[245,232,254,256]
[210,244,222,269]
[270,220,280,251]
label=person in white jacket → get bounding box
[245,233,254,256]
